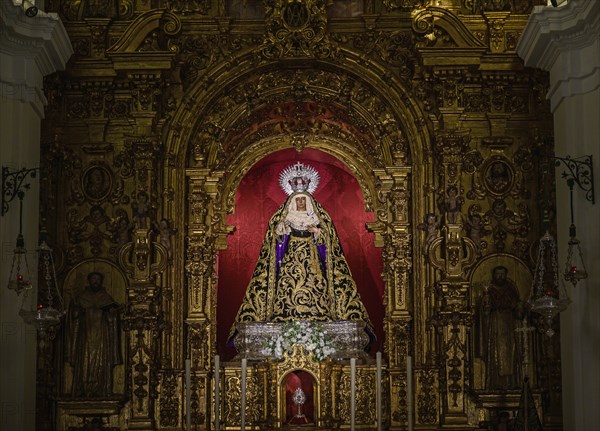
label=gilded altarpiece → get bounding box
[37,0,562,429]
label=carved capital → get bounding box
[435,129,471,168]
[428,225,477,281]
[439,282,472,315]
[118,228,168,283]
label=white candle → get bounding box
[376,352,382,431]
[407,355,413,431]
[185,359,191,431]
[350,357,356,431]
[241,358,247,431]
[215,355,220,431]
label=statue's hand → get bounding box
[275,221,290,236]
[307,225,321,234]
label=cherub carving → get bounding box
[153,218,177,260]
[465,211,491,251]
[131,191,154,229]
[418,213,441,248]
[441,185,464,225]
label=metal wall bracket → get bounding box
[2,167,39,216]
[553,155,595,204]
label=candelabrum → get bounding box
[7,229,33,295]
[562,178,589,287]
[19,240,65,340]
[529,230,571,337]
[554,155,593,288]
[529,154,594,336]
[3,166,65,339]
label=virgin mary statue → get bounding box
[228,162,373,344]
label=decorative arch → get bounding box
[165,52,432,248]
[165,54,431,171]
[173,49,424,383]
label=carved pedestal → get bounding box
[233,321,371,361]
[218,345,388,430]
[56,399,125,431]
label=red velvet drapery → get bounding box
[217,148,384,360]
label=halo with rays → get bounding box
[278,162,320,195]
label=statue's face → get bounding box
[493,268,507,285]
[295,196,307,211]
[89,274,103,291]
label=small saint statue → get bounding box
[66,271,122,397]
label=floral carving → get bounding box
[159,371,179,427]
[260,0,341,60]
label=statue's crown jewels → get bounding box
[279,162,320,195]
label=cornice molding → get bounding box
[0,0,73,112]
[516,0,600,111]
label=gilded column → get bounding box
[428,130,477,426]
[370,167,412,429]
[184,169,227,429]
[119,74,166,427]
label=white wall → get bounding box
[517,1,600,430]
[0,0,71,429]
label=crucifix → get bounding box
[515,317,535,378]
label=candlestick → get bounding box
[241,358,247,431]
[407,355,413,431]
[376,352,382,431]
[215,355,220,431]
[185,359,191,431]
[350,357,356,431]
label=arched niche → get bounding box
[61,259,128,397]
[217,147,385,360]
[283,369,316,425]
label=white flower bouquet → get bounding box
[261,320,335,361]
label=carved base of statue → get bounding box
[220,344,387,430]
[232,320,370,361]
[56,399,125,431]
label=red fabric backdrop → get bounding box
[217,148,384,360]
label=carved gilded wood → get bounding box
[39,0,560,429]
